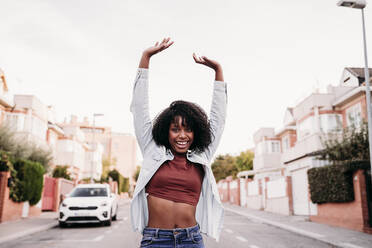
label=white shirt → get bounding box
[130,68,227,241]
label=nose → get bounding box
[179,130,186,138]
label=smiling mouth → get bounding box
[175,141,189,148]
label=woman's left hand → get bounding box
[193,53,224,81]
[192,53,221,71]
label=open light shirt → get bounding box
[130,68,227,241]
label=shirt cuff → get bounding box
[214,81,227,91]
[137,68,149,79]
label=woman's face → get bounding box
[168,116,194,154]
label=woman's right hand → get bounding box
[143,38,174,57]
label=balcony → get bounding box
[253,152,282,171]
[282,133,323,164]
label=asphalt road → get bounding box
[0,202,334,248]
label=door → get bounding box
[292,169,310,215]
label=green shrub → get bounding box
[11,159,45,205]
[308,160,370,204]
[108,169,129,193]
[0,150,12,172]
[52,165,71,180]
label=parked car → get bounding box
[59,183,118,227]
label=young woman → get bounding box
[130,38,227,247]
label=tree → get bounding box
[0,125,52,172]
[211,149,255,181]
[211,154,237,182]
[133,165,141,182]
[101,157,117,179]
[52,165,71,180]
[235,150,254,172]
[315,122,369,164]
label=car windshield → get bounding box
[70,187,108,197]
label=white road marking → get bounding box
[114,225,119,229]
[225,228,233,233]
[250,245,260,248]
[342,243,366,248]
[93,235,104,242]
[105,230,112,234]
[235,236,247,242]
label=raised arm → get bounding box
[193,53,227,159]
[130,38,174,155]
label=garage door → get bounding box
[292,169,310,215]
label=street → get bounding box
[0,201,334,248]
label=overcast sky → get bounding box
[1,0,371,159]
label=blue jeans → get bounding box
[140,224,205,248]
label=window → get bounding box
[346,103,362,128]
[5,113,25,132]
[271,141,280,153]
[282,136,290,152]
[256,140,280,154]
[297,116,314,140]
[320,114,342,133]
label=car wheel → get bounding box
[112,207,117,221]
[59,221,67,228]
[104,211,112,226]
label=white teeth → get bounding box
[176,141,187,145]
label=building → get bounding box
[0,69,12,124]
[5,95,49,150]
[60,116,137,184]
[239,67,372,216]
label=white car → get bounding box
[59,184,118,227]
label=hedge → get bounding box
[11,159,45,205]
[108,169,129,193]
[0,150,12,172]
[308,160,370,204]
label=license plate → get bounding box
[74,212,90,216]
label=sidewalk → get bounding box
[224,203,372,248]
[0,198,131,245]
[0,211,58,244]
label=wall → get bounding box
[218,179,230,203]
[229,179,240,206]
[265,177,291,215]
[246,179,262,210]
[0,172,41,223]
[310,170,372,234]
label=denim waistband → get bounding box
[142,224,200,238]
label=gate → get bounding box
[42,177,56,211]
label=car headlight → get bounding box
[101,202,108,207]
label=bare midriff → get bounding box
[147,195,197,228]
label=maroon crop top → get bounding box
[145,154,205,206]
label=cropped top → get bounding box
[145,154,205,206]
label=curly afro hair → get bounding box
[152,100,212,153]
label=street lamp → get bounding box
[91,113,104,183]
[337,0,372,180]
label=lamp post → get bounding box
[91,113,104,183]
[337,0,372,180]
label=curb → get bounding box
[0,222,58,245]
[224,206,366,248]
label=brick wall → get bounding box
[310,169,372,234]
[0,171,41,223]
[229,179,240,206]
[218,179,230,203]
